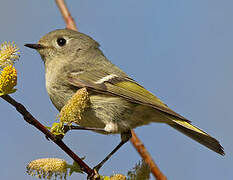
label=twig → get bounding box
[55,1,167,179]
[130,130,167,180]
[55,0,78,31]
[0,95,94,178]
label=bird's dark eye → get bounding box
[57,37,66,46]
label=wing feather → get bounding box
[68,72,189,122]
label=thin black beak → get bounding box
[24,43,45,50]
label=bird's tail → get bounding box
[168,120,225,155]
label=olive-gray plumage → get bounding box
[25,29,224,156]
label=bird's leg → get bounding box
[93,130,132,172]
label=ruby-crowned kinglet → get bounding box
[25,29,224,168]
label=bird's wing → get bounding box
[67,71,189,122]
[68,71,225,155]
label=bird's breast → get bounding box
[45,65,75,111]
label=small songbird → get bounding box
[25,29,224,170]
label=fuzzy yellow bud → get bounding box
[59,88,90,125]
[0,65,17,96]
[101,174,127,180]
[0,41,20,68]
[110,174,127,180]
[27,158,68,179]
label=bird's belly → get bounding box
[79,95,165,134]
[79,95,137,134]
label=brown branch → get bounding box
[55,1,167,179]
[130,130,167,180]
[0,95,95,178]
[55,0,78,31]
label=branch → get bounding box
[55,0,78,31]
[130,130,167,180]
[0,95,94,177]
[55,1,167,179]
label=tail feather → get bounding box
[169,120,225,155]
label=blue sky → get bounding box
[0,0,232,179]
